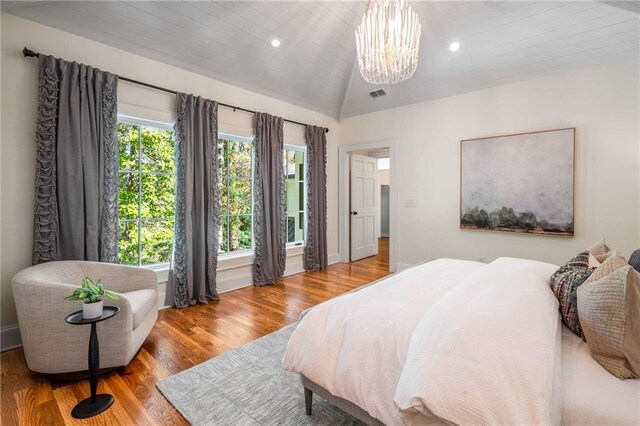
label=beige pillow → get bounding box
[588,238,612,263]
[577,262,640,379]
[588,253,601,269]
[583,251,627,284]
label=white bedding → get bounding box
[561,327,640,425]
[394,257,561,425]
[283,258,484,425]
[283,258,640,426]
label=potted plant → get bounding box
[65,277,119,319]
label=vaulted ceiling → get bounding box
[3,1,638,118]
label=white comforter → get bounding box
[394,257,561,425]
[283,258,484,425]
[283,257,562,426]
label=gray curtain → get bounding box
[33,55,118,265]
[166,93,220,307]
[303,126,328,271]
[253,112,286,286]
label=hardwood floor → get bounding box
[1,239,390,425]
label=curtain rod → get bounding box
[22,47,328,134]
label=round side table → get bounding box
[65,306,120,419]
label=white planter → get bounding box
[82,299,103,319]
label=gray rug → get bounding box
[156,324,363,425]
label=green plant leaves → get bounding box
[64,277,119,302]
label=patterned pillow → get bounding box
[578,257,640,379]
[549,252,595,338]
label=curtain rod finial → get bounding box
[22,47,39,58]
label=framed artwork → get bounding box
[460,128,575,236]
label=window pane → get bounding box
[118,172,139,220]
[284,147,306,244]
[219,177,229,216]
[141,127,175,173]
[219,215,229,253]
[141,174,175,219]
[217,139,227,176]
[229,178,251,215]
[284,150,296,178]
[377,157,390,170]
[118,123,139,171]
[229,215,252,252]
[287,212,305,243]
[118,221,139,265]
[228,140,252,177]
[294,150,304,179]
[140,220,174,265]
[286,180,303,213]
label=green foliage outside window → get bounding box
[117,123,175,266]
[218,138,253,253]
[116,124,305,265]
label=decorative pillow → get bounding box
[588,253,601,269]
[577,262,640,379]
[629,249,640,273]
[582,251,628,283]
[549,252,594,338]
[588,239,612,263]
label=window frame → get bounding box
[116,116,176,269]
[114,121,307,271]
[283,144,307,248]
[218,133,255,259]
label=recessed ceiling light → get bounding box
[271,39,281,48]
[449,41,461,52]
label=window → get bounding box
[218,135,253,255]
[377,157,390,170]
[117,119,176,266]
[284,146,306,245]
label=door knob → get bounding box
[350,211,358,215]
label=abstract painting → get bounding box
[460,128,575,236]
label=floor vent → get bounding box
[369,89,387,98]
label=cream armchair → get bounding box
[12,261,158,374]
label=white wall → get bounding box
[0,13,340,329]
[341,58,640,269]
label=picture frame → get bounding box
[460,128,575,236]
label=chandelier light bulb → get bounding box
[355,0,422,85]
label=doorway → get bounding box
[338,141,397,272]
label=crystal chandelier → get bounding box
[355,0,421,85]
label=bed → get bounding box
[283,258,640,426]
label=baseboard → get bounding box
[1,324,22,352]
[328,253,341,265]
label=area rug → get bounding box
[156,324,363,425]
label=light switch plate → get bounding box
[405,199,417,207]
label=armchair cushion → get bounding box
[124,289,158,329]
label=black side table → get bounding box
[65,306,120,419]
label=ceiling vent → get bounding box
[369,89,387,98]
